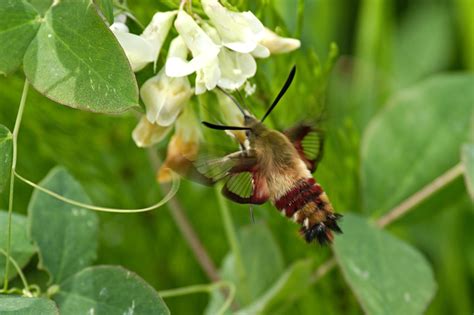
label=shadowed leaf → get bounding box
[28,167,98,284]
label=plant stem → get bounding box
[3,80,29,291]
[159,281,235,315]
[376,162,465,227]
[166,195,220,282]
[310,162,465,283]
[146,147,221,282]
[0,248,30,295]
[14,171,179,213]
[215,188,246,282]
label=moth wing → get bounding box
[194,150,256,183]
[194,150,269,204]
[222,169,270,205]
[284,124,324,172]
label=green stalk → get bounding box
[215,187,246,282]
[3,80,29,291]
[159,281,235,315]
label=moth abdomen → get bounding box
[274,178,343,245]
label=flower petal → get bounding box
[202,0,264,53]
[195,61,221,94]
[132,116,172,148]
[217,48,256,90]
[165,36,194,77]
[251,43,270,58]
[169,10,220,77]
[141,11,177,68]
[110,25,155,72]
[260,27,301,54]
[140,68,193,126]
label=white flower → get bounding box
[140,67,193,126]
[166,10,220,77]
[132,116,172,148]
[110,22,155,72]
[201,23,256,92]
[141,11,177,69]
[201,0,265,54]
[110,12,176,72]
[260,27,301,54]
[217,48,256,90]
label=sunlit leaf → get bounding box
[26,0,52,15]
[28,166,98,284]
[0,296,58,314]
[237,259,314,314]
[0,211,36,281]
[461,143,474,200]
[0,0,40,75]
[54,266,169,314]
[0,125,12,193]
[23,0,139,113]
[333,214,436,315]
[362,74,474,216]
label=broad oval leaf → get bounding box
[205,224,284,314]
[362,74,474,216]
[28,166,98,284]
[23,0,139,113]
[0,211,36,281]
[333,214,436,315]
[54,266,170,315]
[461,143,474,200]
[0,125,13,192]
[237,259,314,315]
[0,295,58,314]
[0,0,40,75]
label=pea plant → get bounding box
[0,0,473,314]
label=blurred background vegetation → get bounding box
[1,0,473,314]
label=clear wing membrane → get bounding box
[284,124,324,172]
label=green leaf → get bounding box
[27,0,52,15]
[0,0,40,75]
[95,0,114,25]
[461,143,474,200]
[362,74,474,216]
[333,214,436,315]
[237,259,314,315]
[393,3,453,88]
[54,266,170,314]
[0,211,36,281]
[23,0,139,113]
[0,125,13,193]
[28,166,98,284]
[205,224,284,314]
[0,295,58,314]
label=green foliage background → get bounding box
[0,0,473,314]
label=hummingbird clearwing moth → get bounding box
[193,66,343,245]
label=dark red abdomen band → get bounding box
[274,178,322,217]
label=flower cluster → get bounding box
[111,0,300,181]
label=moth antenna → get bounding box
[261,65,296,122]
[216,87,247,117]
[202,121,251,131]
